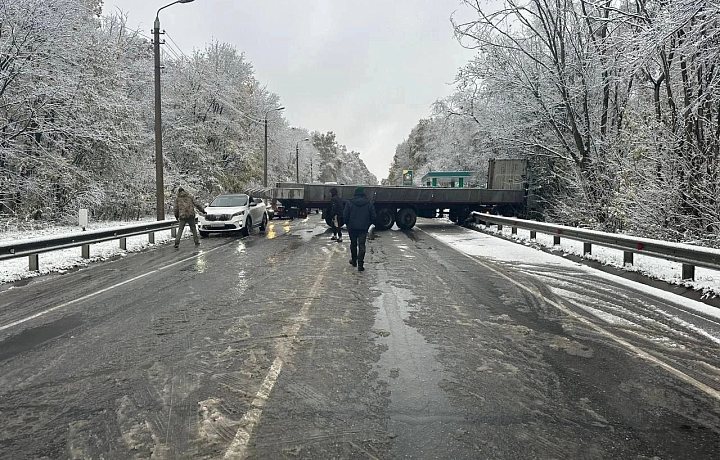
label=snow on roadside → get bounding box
[0,218,161,244]
[417,222,720,322]
[0,219,187,285]
[471,223,720,299]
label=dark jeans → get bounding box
[175,217,199,246]
[348,229,367,264]
[331,215,342,238]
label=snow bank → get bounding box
[417,222,720,321]
[0,219,182,285]
[471,223,720,299]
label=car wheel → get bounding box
[260,214,268,232]
[199,230,209,238]
[242,217,251,236]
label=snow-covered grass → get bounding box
[0,218,185,285]
[471,222,720,299]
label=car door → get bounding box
[249,197,263,224]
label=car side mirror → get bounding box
[204,203,209,208]
[249,201,257,207]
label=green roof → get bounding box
[421,171,472,180]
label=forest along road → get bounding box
[0,216,719,459]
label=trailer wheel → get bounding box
[375,207,395,231]
[396,207,417,230]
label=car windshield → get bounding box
[210,195,248,207]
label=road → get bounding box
[1,216,719,459]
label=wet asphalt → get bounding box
[0,216,719,459]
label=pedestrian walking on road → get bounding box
[328,187,344,242]
[342,186,376,272]
[174,187,205,249]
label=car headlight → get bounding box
[231,211,245,218]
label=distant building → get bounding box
[421,171,472,188]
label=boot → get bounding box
[349,259,357,267]
[358,262,365,272]
[331,235,337,241]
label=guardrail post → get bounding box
[29,254,39,272]
[497,224,503,231]
[553,236,560,245]
[119,238,127,250]
[148,232,155,244]
[530,230,536,240]
[583,242,592,255]
[682,264,695,281]
[171,227,177,238]
[624,251,633,266]
[82,244,90,259]
[511,227,517,235]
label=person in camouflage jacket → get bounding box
[174,187,205,248]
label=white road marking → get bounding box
[223,248,334,459]
[0,244,230,332]
[223,357,283,459]
[417,227,720,401]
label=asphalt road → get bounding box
[0,216,719,459]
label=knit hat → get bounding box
[354,186,365,195]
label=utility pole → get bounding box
[153,17,164,221]
[153,0,196,221]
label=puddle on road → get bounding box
[234,269,248,297]
[373,268,470,458]
[0,313,83,362]
[194,254,207,273]
[290,223,329,242]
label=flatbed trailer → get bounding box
[271,182,526,230]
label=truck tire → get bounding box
[375,207,395,231]
[396,207,417,230]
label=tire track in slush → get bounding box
[222,246,337,459]
[416,227,720,402]
[0,244,232,332]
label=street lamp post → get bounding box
[296,138,309,183]
[263,106,285,187]
[154,0,195,221]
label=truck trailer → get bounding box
[268,159,528,231]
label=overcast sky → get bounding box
[104,0,477,180]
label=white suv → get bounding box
[198,194,268,237]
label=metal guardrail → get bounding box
[0,220,178,271]
[472,212,720,280]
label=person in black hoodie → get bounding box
[328,188,344,242]
[342,187,377,271]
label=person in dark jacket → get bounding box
[174,187,205,248]
[342,186,377,271]
[328,188,343,242]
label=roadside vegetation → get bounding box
[0,0,376,229]
[389,1,720,247]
